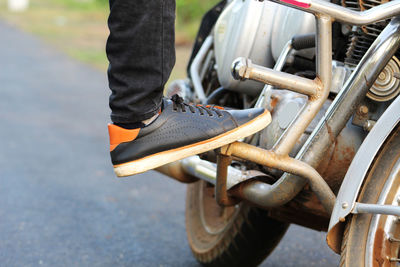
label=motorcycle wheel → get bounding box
[185,180,289,267]
[340,127,400,267]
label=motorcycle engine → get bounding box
[343,0,400,101]
[213,0,315,96]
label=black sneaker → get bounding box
[108,95,271,177]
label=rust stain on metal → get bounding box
[316,144,335,176]
[293,189,330,217]
[364,74,371,88]
[227,142,336,214]
[325,120,336,145]
[270,95,279,112]
[373,227,386,267]
[216,154,239,206]
[359,0,366,11]
[358,105,369,116]
[319,134,356,193]
[268,204,330,231]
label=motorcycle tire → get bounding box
[185,180,289,267]
[340,126,400,267]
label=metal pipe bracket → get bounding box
[215,147,240,206]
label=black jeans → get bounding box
[106,0,176,123]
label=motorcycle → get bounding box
[157,0,400,265]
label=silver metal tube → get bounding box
[311,0,400,25]
[255,41,293,108]
[180,156,265,190]
[250,64,318,95]
[268,0,400,26]
[155,161,198,183]
[235,17,400,208]
[181,156,217,185]
[353,202,400,217]
[232,57,318,96]
[274,15,332,155]
[190,36,213,102]
[200,50,214,81]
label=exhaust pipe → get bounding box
[156,160,198,183]
[156,143,335,214]
[156,156,265,190]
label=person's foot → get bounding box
[108,95,271,177]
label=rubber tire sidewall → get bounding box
[185,181,289,267]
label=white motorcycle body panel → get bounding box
[271,6,316,60]
[213,0,316,96]
[213,0,278,95]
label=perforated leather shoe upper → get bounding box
[110,96,265,165]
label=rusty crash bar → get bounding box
[219,142,335,213]
[157,15,400,214]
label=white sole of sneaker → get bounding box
[113,110,272,177]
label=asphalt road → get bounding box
[0,21,340,266]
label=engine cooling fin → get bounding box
[342,0,399,66]
[342,0,400,101]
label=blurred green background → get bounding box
[0,0,219,80]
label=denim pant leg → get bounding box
[106,0,176,124]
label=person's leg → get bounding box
[107,0,176,124]
[106,1,269,177]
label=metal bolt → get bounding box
[358,105,369,115]
[342,202,349,209]
[363,120,376,132]
[388,257,400,262]
[389,236,400,243]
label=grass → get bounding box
[0,0,219,83]
[0,0,109,70]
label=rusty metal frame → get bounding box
[231,0,400,157]
[215,154,239,206]
[222,1,400,214]
[232,14,331,156]
[218,142,336,213]
[157,0,400,226]
[223,13,335,213]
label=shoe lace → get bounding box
[171,94,223,117]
